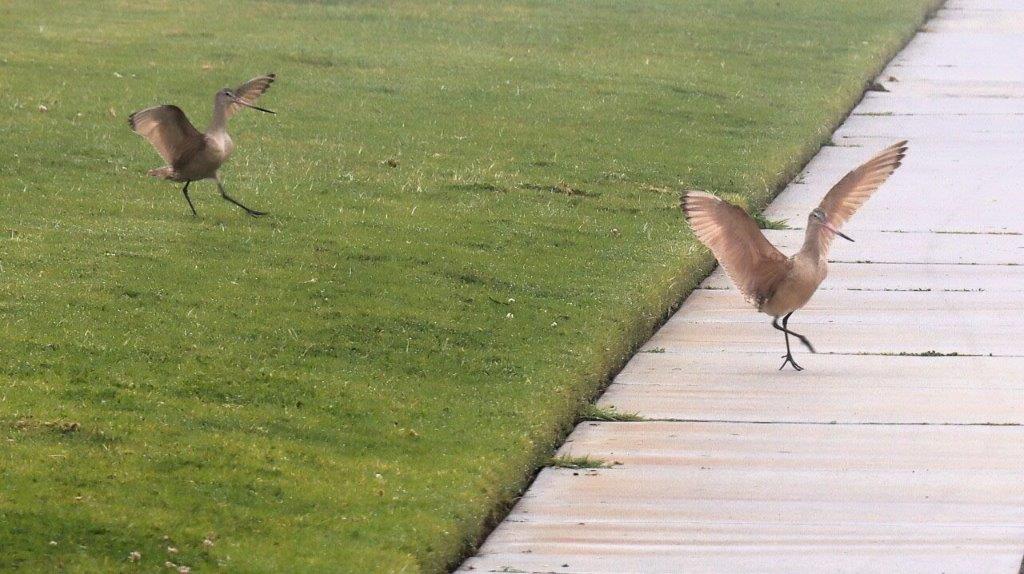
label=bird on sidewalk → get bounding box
[682,140,908,370]
[128,73,277,217]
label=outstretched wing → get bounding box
[227,73,276,119]
[682,191,791,308]
[818,140,908,229]
[128,105,204,167]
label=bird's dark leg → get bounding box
[782,312,816,354]
[181,181,197,216]
[215,178,266,217]
[772,316,803,371]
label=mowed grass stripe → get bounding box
[0,1,940,572]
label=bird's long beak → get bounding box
[822,220,854,242]
[232,96,276,114]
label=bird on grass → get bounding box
[129,73,277,217]
[682,141,908,370]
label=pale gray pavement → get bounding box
[459,1,1024,572]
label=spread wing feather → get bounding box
[682,191,791,308]
[818,140,908,229]
[128,105,204,168]
[227,73,276,119]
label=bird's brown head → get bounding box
[809,208,854,242]
[216,88,275,114]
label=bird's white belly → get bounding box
[209,134,234,165]
[760,258,827,317]
[180,135,233,180]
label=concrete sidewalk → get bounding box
[459,1,1024,572]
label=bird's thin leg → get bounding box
[181,181,197,216]
[215,178,266,217]
[772,317,803,371]
[782,312,816,354]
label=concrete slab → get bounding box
[659,288,1024,349]
[765,202,1024,234]
[645,323,1022,356]
[882,61,1024,86]
[861,77,1024,98]
[756,229,1024,264]
[839,113,1024,139]
[465,423,1024,573]
[676,288,1024,320]
[598,353,1024,424]
[699,262,1024,291]
[837,114,1024,139]
[854,93,1024,115]
[462,545,1021,574]
[496,474,1024,529]
[758,142,1024,233]
[557,422,1024,471]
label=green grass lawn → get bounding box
[0,1,939,571]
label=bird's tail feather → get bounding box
[147,166,176,179]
